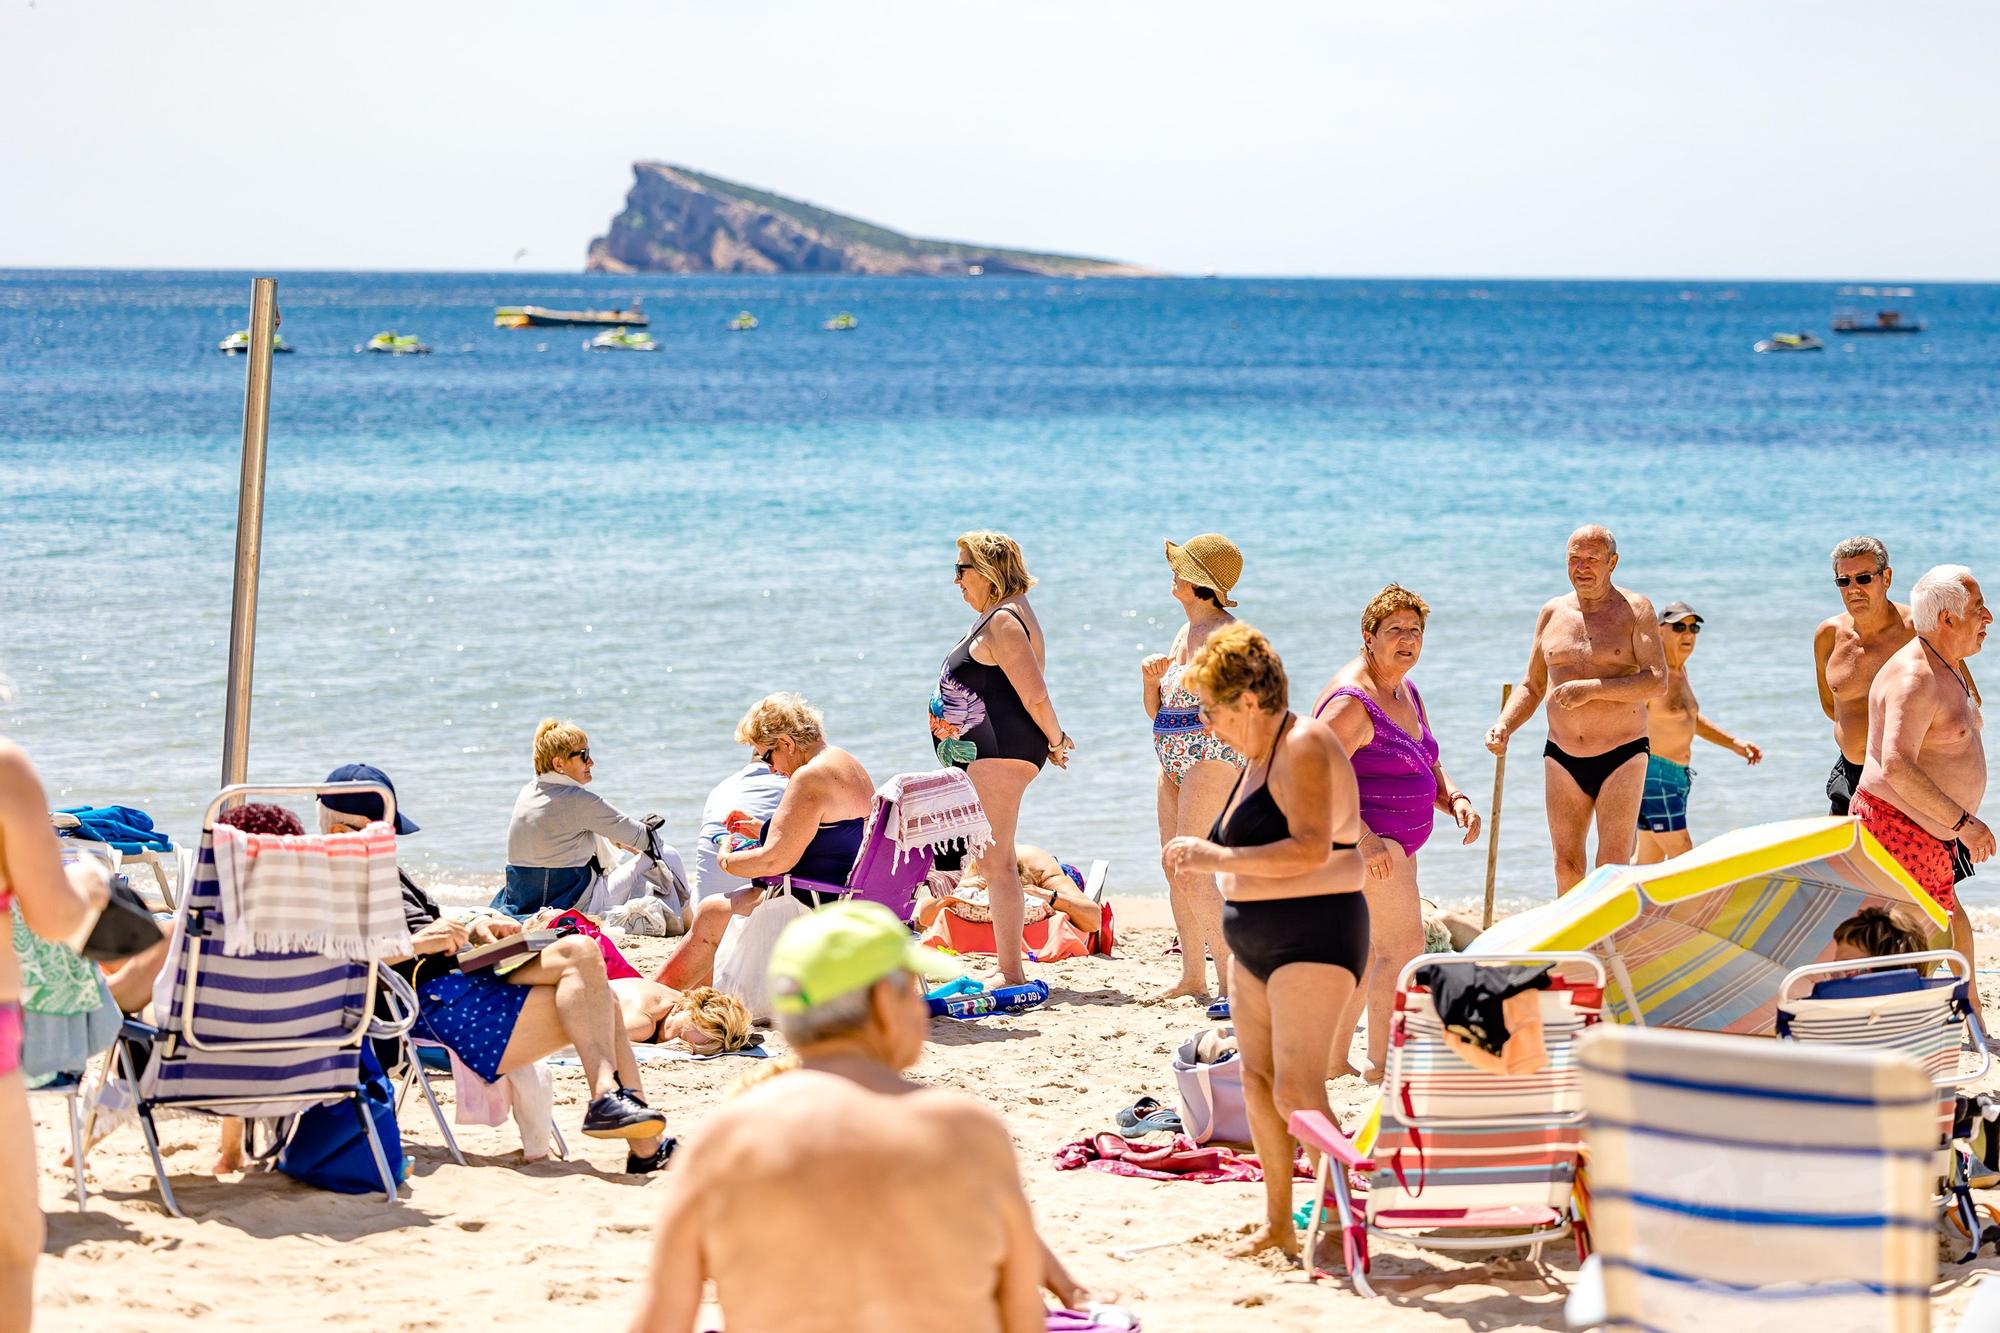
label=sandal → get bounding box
[1113,1097,1184,1139]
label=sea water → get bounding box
[3,270,1998,914]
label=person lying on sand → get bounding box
[610,978,755,1053]
[629,902,1058,1333]
[914,843,1103,935]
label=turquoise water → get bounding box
[3,270,1998,911]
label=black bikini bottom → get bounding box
[1544,736,1650,801]
[1222,891,1370,985]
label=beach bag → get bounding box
[712,893,812,1020]
[585,833,689,918]
[277,1045,408,1195]
[1174,1028,1250,1145]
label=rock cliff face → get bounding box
[586,162,1155,277]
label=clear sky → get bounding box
[4,2,1993,278]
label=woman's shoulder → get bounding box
[1281,714,1350,770]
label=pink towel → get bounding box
[446,1050,557,1158]
[1052,1132,1311,1183]
[448,1049,512,1126]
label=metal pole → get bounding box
[221,278,278,789]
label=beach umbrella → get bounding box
[1465,817,1949,1036]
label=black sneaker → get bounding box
[582,1088,668,1141]
[625,1138,678,1175]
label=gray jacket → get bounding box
[506,773,646,868]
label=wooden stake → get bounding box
[1482,682,1512,928]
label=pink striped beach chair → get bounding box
[1289,951,1605,1296]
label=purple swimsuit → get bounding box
[1317,681,1440,857]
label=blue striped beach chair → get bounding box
[1289,951,1605,1296]
[1778,949,1993,1261]
[111,782,419,1217]
[1572,1023,1938,1331]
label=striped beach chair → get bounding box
[1288,951,1605,1296]
[111,782,418,1217]
[1778,949,1993,1260]
[1573,1023,1937,1331]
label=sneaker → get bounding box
[582,1088,667,1141]
[625,1138,678,1174]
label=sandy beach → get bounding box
[24,896,2000,1332]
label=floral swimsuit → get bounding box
[1153,663,1245,785]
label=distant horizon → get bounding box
[7,265,1996,287]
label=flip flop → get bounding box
[1206,999,1231,1021]
[1113,1096,1164,1130]
[1115,1106,1185,1139]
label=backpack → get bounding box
[277,1044,408,1195]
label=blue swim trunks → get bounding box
[1637,755,1693,834]
[415,969,533,1082]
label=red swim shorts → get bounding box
[1852,790,1957,914]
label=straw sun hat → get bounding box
[1164,534,1243,608]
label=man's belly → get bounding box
[1831,697,1871,764]
[1546,697,1650,755]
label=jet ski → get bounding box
[1753,332,1824,353]
[822,311,858,332]
[217,330,293,354]
[727,311,758,331]
[364,331,432,355]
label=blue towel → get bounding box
[56,804,172,853]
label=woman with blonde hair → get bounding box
[1313,584,1481,1082]
[495,719,652,917]
[0,741,110,1326]
[1141,534,1246,1002]
[931,530,1072,987]
[1163,624,1367,1261]
[652,693,875,991]
[613,980,757,1054]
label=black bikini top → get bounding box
[1209,713,1361,851]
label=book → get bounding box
[455,928,561,973]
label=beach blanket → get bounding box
[880,770,992,867]
[1052,1132,1311,1183]
[922,907,1095,962]
[56,803,172,853]
[211,821,409,961]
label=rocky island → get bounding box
[586,162,1156,278]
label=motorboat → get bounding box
[822,311,858,332]
[497,303,647,328]
[727,311,758,331]
[217,330,292,354]
[588,327,659,352]
[1754,332,1824,353]
[364,331,431,355]
[1832,309,1926,334]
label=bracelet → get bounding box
[1048,732,1070,753]
[1955,809,1973,831]
[1446,791,1470,807]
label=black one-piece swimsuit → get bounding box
[1210,713,1372,984]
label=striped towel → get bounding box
[212,821,409,961]
[880,770,993,866]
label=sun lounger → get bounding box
[1288,951,1605,1296]
[107,781,419,1216]
[1571,1023,1937,1331]
[1779,948,1993,1260]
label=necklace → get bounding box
[1919,636,1972,697]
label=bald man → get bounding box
[1486,526,1668,893]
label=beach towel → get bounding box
[1052,1131,1311,1183]
[879,770,992,867]
[55,803,172,853]
[921,908,1095,962]
[446,1049,557,1155]
[211,821,409,962]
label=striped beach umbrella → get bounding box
[1466,817,1949,1035]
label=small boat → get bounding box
[822,311,858,332]
[727,311,758,331]
[498,303,647,328]
[1832,309,1926,334]
[588,327,659,352]
[1754,332,1824,353]
[364,331,431,355]
[217,330,293,355]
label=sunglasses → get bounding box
[570,749,592,763]
[757,745,776,766]
[1834,572,1881,588]
[1666,621,1701,634]
[954,562,974,579]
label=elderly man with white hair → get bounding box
[1853,564,1992,1000]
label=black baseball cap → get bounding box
[321,763,419,835]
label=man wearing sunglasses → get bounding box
[1635,603,1762,864]
[1814,536,1914,816]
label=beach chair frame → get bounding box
[116,781,416,1217]
[1290,950,1606,1297]
[29,1076,89,1210]
[751,776,948,922]
[1779,948,1994,1261]
[394,1040,569,1165]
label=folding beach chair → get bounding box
[1288,951,1605,1296]
[1571,1023,1937,1332]
[751,771,962,921]
[1778,949,1993,1261]
[52,807,188,909]
[393,1038,568,1165]
[109,781,419,1217]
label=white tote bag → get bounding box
[711,894,811,1021]
[1173,1030,1251,1145]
